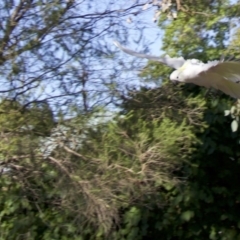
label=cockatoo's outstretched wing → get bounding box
[114,41,240,98]
[195,61,240,99]
[170,60,240,98]
[113,40,185,69]
[204,61,240,98]
[203,61,240,84]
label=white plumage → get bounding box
[114,41,240,98]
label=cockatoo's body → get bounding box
[114,41,240,98]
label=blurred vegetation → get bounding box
[1,0,240,239]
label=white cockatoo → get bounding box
[113,41,240,98]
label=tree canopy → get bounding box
[1,0,240,239]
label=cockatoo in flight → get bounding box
[113,41,240,98]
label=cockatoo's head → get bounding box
[170,62,191,82]
[170,68,187,83]
[170,70,183,82]
[170,60,200,82]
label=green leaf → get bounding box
[231,106,236,114]
[231,119,238,132]
[224,110,230,116]
[180,210,194,222]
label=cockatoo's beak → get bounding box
[171,80,179,86]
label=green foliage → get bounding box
[111,86,240,240]
[224,100,240,132]
[0,99,54,163]
[110,1,240,239]
[0,105,191,239]
[1,0,240,239]
[160,0,231,59]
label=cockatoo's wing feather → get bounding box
[219,79,240,99]
[210,77,240,99]
[113,40,185,69]
[195,61,240,98]
[203,61,240,84]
